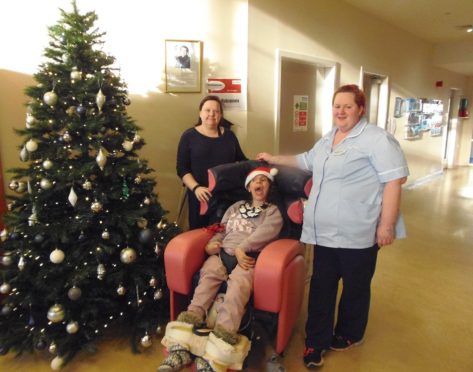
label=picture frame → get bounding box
[165,39,202,93]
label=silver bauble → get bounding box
[26,115,36,126]
[143,197,151,205]
[96,148,107,170]
[141,334,152,348]
[47,304,65,323]
[48,342,57,354]
[40,178,53,190]
[67,286,82,301]
[91,201,103,213]
[96,89,106,113]
[62,131,72,142]
[149,277,158,287]
[51,355,64,370]
[66,321,79,334]
[20,146,28,161]
[117,285,126,296]
[154,288,163,300]
[82,180,92,190]
[1,305,12,315]
[50,249,65,264]
[68,187,78,207]
[28,213,38,226]
[26,139,38,152]
[0,283,11,294]
[18,256,26,271]
[120,247,137,264]
[70,67,82,81]
[101,230,110,240]
[43,91,58,106]
[8,180,18,190]
[2,254,13,266]
[43,159,53,169]
[154,244,161,256]
[122,140,133,152]
[97,264,106,280]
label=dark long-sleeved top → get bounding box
[176,127,247,186]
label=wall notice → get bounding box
[293,95,308,132]
[207,78,246,111]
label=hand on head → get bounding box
[255,152,273,163]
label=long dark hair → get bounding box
[195,95,224,126]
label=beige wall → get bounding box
[247,0,472,186]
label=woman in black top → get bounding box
[176,96,247,229]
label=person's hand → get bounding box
[205,241,222,255]
[376,223,395,247]
[235,248,255,270]
[194,186,212,202]
[255,152,273,163]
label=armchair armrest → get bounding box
[164,229,213,294]
[253,239,304,312]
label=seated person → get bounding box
[158,167,283,372]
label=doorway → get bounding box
[360,68,389,129]
[275,50,338,155]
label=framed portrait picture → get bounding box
[165,40,202,93]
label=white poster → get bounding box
[293,95,308,132]
[207,78,246,111]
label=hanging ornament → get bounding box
[20,146,28,161]
[121,180,129,199]
[82,180,92,190]
[50,248,65,264]
[123,97,131,105]
[133,134,141,143]
[2,252,13,266]
[96,89,106,113]
[134,175,142,184]
[35,338,47,350]
[18,256,26,271]
[62,53,70,63]
[143,197,151,205]
[101,229,110,240]
[76,105,86,115]
[66,321,79,334]
[28,212,38,226]
[96,148,107,170]
[156,325,163,335]
[85,73,94,79]
[7,202,13,211]
[26,139,38,152]
[27,180,32,194]
[26,114,36,127]
[120,247,137,264]
[141,334,152,348]
[62,131,72,142]
[42,159,53,170]
[154,288,163,300]
[138,228,152,244]
[34,234,44,244]
[66,106,76,116]
[67,286,82,301]
[68,187,78,206]
[0,229,7,242]
[43,91,58,106]
[48,342,57,354]
[122,140,133,152]
[117,285,126,296]
[1,305,12,315]
[149,277,158,288]
[47,304,65,323]
[154,243,161,257]
[136,218,148,229]
[40,178,53,190]
[70,66,82,81]
[0,283,11,294]
[97,264,106,280]
[51,355,65,371]
[91,201,103,213]
[8,180,18,191]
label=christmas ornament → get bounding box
[66,321,79,334]
[76,105,86,115]
[9,232,18,240]
[96,89,106,112]
[117,285,126,296]
[154,244,161,256]
[141,334,152,348]
[43,91,58,106]
[0,228,8,241]
[2,253,13,266]
[18,256,26,271]
[50,249,65,264]
[8,180,18,191]
[40,178,53,190]
[97,264,106,280]
[16,182,26,193]
[156,325,163,335]
[82,180,92,190]
[62,131,72,142]
[149,277,158,287]
[122,140,133,151]
[27,180,32,194]
[0,283,11,294]
[91,201,103,213]
[123,97,131,105]
[138,229,152,244]
[133,133,141,143]
[62,53,69,63]
[48,342,57,354]
[154,288,163,300]
[1,305,12,315]
[122,180,129,199]
[120,247,137,264]
[67,286,82,301]
[68,187,78,206]
[136,218,148,229]
[70,67,82,81]
[26,139,38,152]
[43,159,53,169]
[51,356,65,370]
[26,114,36,126]
[134,175,142,184]
[28,212,38,226]
[34,234,44,244]
[20,146,28,161]
[35,338,47,350]
[66,106,76,116]
[47,304,65,323]
[7,202,13,211]
[101,229,110,240]
[144,197,151,205]
[85,73,94,79]
[96,148,107,170]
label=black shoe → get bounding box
[303,347,325,368]
[330,335,363,351]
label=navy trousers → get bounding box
[305,244,379,349]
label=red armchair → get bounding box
[164,161,311,354]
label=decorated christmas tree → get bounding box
[0,2,179,368]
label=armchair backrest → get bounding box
[200,160,312,239]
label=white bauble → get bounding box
[26,115,36,126]
[70,67,82,81]
[66,321,79,334]
[43,91,58,106]
[43,159,53,170]
[122,140,133,152]
[51,356,64,370]
[0,283,11,294]
[50,249,65,264]
[120,247,137,264]
[40,178,52,190]
[47,304,65,323]
[26,139,38,152]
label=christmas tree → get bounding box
[0,2,179,368]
